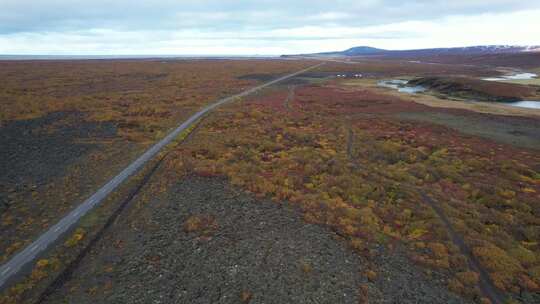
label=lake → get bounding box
[378,79,540,110]
[508,101,540,109]
[483,72,538,81]
[377,80,426,94]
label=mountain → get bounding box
[285,45,540,58]
[382,45,540,56]
[316,46,386,56]
[342,46,386,55]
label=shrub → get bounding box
[473,244,523,273]
[240,290,253,303]
[456,271,479,286]
[428,242,448,259]
[508,246,536,267]
[473,244,524,290]
[64,228,85,247]
[358,207,381,230]
[300,260,313,274]
[365,270,378,282]
[183,214,218,236]
[528,266,540,284]
[36,259,49,268]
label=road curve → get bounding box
[0,62,324,290]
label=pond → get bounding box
[378,79,540,110]
[483,72,538,81]
[377,80,426,94]
[507,100,540,109]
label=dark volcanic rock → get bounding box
[0,112,117,196]
[43,177,470,304]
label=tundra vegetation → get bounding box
[1,60,539,303]
[163,78,539,302]
[0,60,313,142]
[0,59,315,303]
[0,59,314,253]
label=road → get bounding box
[420,192,504,304]
[0,62,324,290]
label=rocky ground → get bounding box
[41,177,470,304]
[0,111,141,264]
[0,112,116,211]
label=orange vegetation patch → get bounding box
[294,85,429,115]
[246,90,291,114]
[0,59,315,142]
[167,81,540,299]
[183,214,218,237]
[316,59,491,77]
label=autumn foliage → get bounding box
[165,81,540,300]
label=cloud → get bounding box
[0,1,539,54]
[2,0,539,33]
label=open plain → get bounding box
[1,54,539,304]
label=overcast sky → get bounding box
[1,0,540,55]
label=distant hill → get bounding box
[316,46,386,56]
[284,45,540,58]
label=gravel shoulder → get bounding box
[41,176,470,304]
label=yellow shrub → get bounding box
[183,214,218,236]
[408,228,428,240]
[64,228,85,248]
[473,244,523,273]
[428,242,448,259]
[36,259,49,268]
[350,238,365,251]
[456,271,479,286]
[365,270,378,282]
[358,207,381,229]
[473,244,524,291]
[508,246,536,267]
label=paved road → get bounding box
[0,62,324,290]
